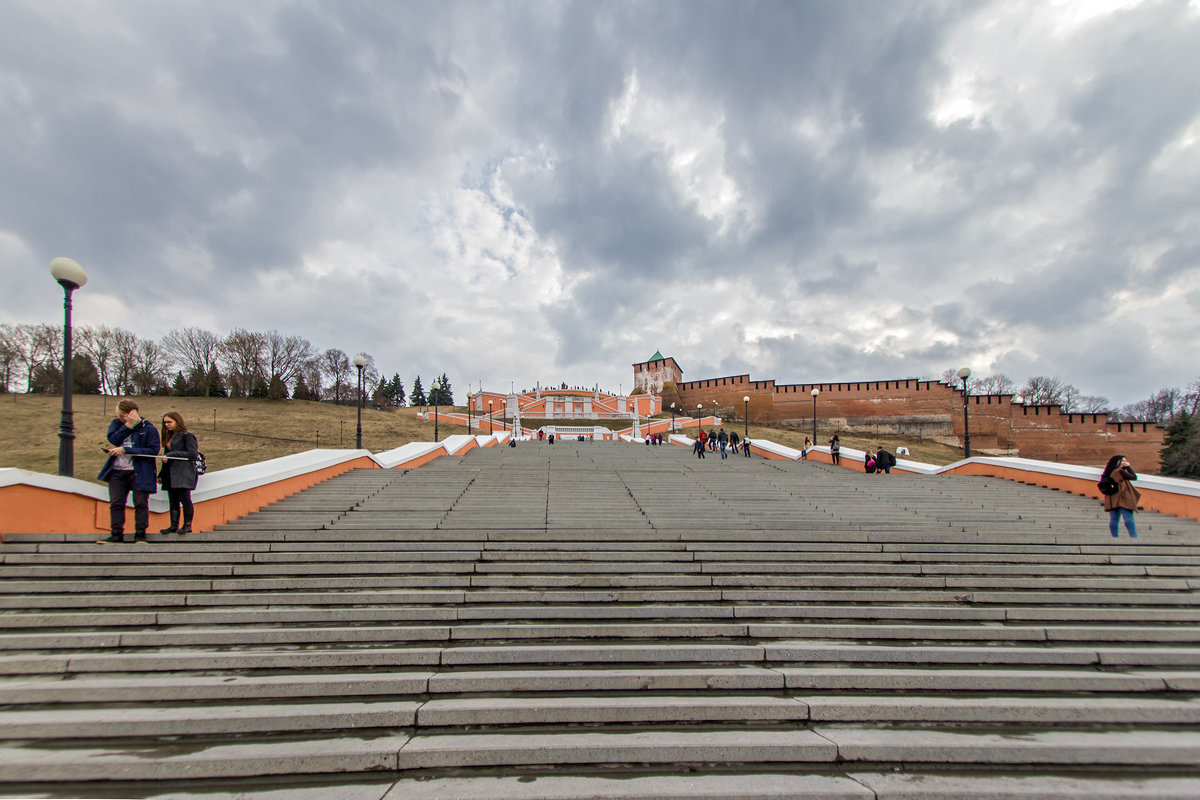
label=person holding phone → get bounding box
[158,411,200,534]
[1101,454,1140,538]
[96,399,160,544]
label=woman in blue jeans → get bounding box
[1101,454,1140,538]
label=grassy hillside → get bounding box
[0,394,451,483]
[0,394,968,482]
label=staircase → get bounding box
[2,443,1200,798]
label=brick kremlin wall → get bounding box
[675,373,1164,470]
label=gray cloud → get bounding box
[1,0,1196,408]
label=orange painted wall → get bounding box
[0,456,378,537]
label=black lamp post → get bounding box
[352,354,366,449]
[743,395,749,442]
[957,366,972,458]
[433,384,439,442]
[488,400,494,434]
[810,388,819,444]
[467,384,473,434]
[50,258,87,477]
[696,403,703,433]
[669,402,676,434]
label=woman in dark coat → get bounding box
[158,411,200,534]
[1101,454,1140,538]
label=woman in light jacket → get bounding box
[1101,454,1140,539]
[158,412,200,534]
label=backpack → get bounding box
[193,451,207,475]
[1097,475,1118,496]
[887,451,897,467]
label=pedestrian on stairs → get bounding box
[696,428,708,458]
[718,428,729,459]
[1101,455,1140,538]
[158,412,200,534]
[97,399,160,544]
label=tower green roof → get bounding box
[649,350,665,362]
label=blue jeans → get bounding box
[1109,508,1137,538]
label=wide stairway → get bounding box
[2,443,1200,798]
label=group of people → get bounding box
[96,399,202,544]
[643,434,666,445]
[692,427,751,459]
[864,447,897,474]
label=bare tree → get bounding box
[0,323,20,392]
[162,327,222,396]
[129,339,171,395]
[320,348,351,404]
[110,328,140,395]
[1074,394,1110,413]
[10,323,61,392]
[76,325,123,395]
[972,373,1016,395]
[220,328,266,398]
[1019,376,1071,406]
[264,330,315,390]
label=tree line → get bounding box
[0,323,454,409]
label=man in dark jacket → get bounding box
[97,399,160,544]
[875,447,896,475]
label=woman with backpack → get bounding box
[1100,454,1140,539]
[158,411,201,534]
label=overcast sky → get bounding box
[2,0,1197,406]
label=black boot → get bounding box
[96,533,124,544]
[179,523,191,534]
[161,511,179,534]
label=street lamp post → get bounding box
[50,258,87,477]
[433,391,439,442]
[743,395,750,442]
[467,384,473,434]
[669,402,676,434]
[696,403,703,434]
[810,388,820,444]
[957,366,972,458]
[352,354,366,449]
[488,400,494,435]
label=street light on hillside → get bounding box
[50,258,87,477]
[811,388,820,444]
[488,400,494,435]
[466,383,473,434]
[743,395,750,442]
[352,354,366,449]
[433,382,439,443]
[696,403,703,434]
[669,402,676,434]
[957,366,973,458]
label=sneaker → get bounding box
[159,526,178,534]
[96,534,124,544]
[179,524,191,534]
[133,534,148,544]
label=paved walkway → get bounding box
[2,442,1200,798]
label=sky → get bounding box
[2,0,1198,407]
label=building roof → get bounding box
[649,350,665,362]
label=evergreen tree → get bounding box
[437,372,453,405]
[206,366,229,398]
[249,374,269,399]
[171,371,189,397]
[292,373,312,401]
[267,375,289,401]
[373,378,388,408]
[1161,411,1200,479]
[410,375,426,406]
[390,373,406,407]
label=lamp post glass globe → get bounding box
[51,258,87,477]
